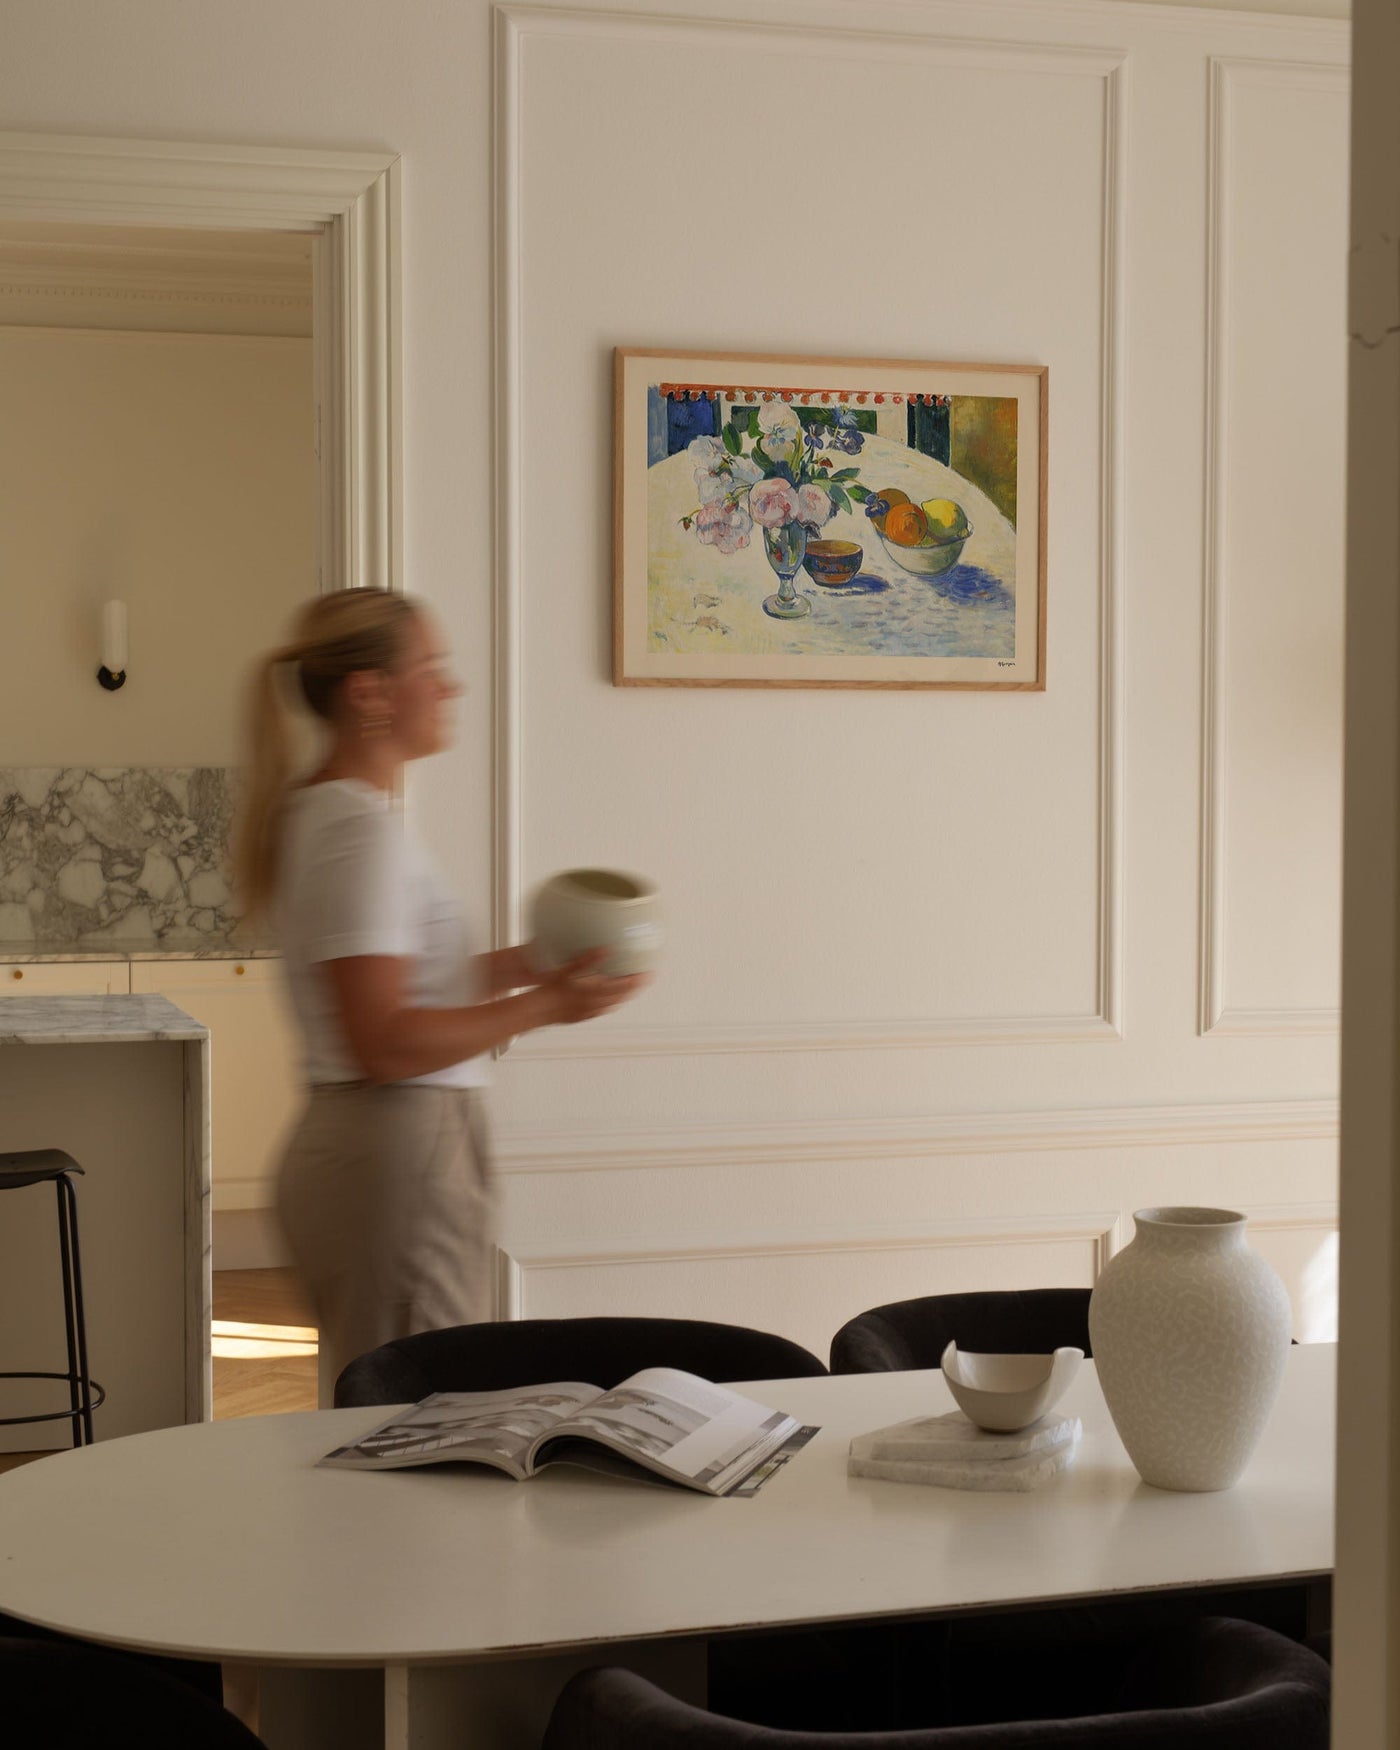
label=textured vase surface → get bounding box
[1088,1207,1292,1492]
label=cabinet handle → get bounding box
[10,969,21,980]
[234,964,246,976]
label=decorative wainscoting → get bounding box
[1197,54,1349,1037]
[494,1197,1337,1362]
[492,1,1127,1057]
[494,1210,1123,1364]
[493,1098,1339,1175]
[490,1097,1339,1358]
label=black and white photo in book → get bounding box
[319,1367,818,1497]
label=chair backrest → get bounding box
[829,1289,1093,1375]
[542,1618,1330,1749]
[335,1316,828,1407]
[0,1636,267,1749]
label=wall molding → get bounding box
[0,279,309,309]
[830,0,1347,45]
[1197,56,1348,1039]
[495,1196,1340,1325]
[493,3,1127,1058]
[0,274,312,336]
[0,228,312,334]
[0,129,401,593]
[495,1208,1124,1320]
[494,1096,1339,1174]
[1243,1199,1338,1234]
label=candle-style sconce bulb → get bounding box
[98,599,127,691]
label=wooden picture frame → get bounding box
[614,347,1047,690]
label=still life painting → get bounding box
[614,348,1046,689]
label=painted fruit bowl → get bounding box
[802,540,863,587]
[940,1339,1083,1433]
[877,524,973,578]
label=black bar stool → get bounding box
[0,1150,104,1446]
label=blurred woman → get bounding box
[235,588,645,1402]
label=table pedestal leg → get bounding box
[256,1665,385,1750]
[384,1638,707,1750]
[222,1662,262,1736]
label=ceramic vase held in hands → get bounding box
[530,869,663,979]
[1088,1207,1292,1492]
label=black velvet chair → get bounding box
[0,1636,266,1749]
[335,1316,827,1407]
[544,1618,1331,1749]
[829,1289,1093,1375]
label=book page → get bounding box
[544,1367,799,1492]
[318,1383,599,1474]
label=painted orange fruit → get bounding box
[884,503,929,547]
[869,486,910,534]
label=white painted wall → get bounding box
[0,0,1348,1363]
[0,326,315,767]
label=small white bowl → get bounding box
[940,1340,1083,1433]
[530,868,662,978]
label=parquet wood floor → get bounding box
[213,1267,319,1420]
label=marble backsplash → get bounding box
[0,768,242,947]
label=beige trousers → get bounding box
[275,1083,495,1407]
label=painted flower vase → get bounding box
[1088,1207,1292,1492]
[762,522,810,619]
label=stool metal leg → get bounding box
[58,1174,96,1446]
[53,1175,83,1446]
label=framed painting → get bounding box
[613,348,1047,690]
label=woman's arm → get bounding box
[326,951,642,1084]
[472,944,542,1000]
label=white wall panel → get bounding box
[1202,58,1349,1034]
[1248,1210,1339,1341]
[503,10,1124,1053]
[502,1215,1116,1363]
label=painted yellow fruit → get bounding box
[919,498,969,541]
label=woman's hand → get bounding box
[538,949,650,1026]
[473,943,546,998]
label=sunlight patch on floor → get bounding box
[212,1318,318,1360]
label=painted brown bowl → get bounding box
[802,539,863,586]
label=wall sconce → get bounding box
[97,600,127,692]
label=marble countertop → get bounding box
[0,994,209,1044]
[0,940,279,963]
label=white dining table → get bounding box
[0,1349,1334,1750]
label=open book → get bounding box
[318,1366,816,1497]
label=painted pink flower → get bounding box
[695,497,753,554]
[795,483,834,528]
[748,478,800,528]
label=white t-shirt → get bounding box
[275,779,489,1089]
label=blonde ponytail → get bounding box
[234,588,419,922]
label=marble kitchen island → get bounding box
[0,995,210,1449]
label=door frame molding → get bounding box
[0,129,402,593]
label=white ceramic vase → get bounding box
[1088,1207,1292,1492]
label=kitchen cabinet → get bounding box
[1,961,130,995]
[129,958,301,1212]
